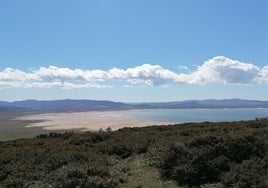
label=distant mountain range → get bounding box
[0,99,132,113]
[0,99,267,113]
[137,99,268,109]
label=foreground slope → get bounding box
[0,119,267,187]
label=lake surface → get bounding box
[109,108,268,123]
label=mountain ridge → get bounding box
[0,98,267,113]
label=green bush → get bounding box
[161,134,267,187]
[221,157,267,187]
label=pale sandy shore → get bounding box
[14,111,174,131]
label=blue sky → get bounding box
[0,0,267,102]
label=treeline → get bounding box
[0,119,267,187]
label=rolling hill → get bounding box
[0,98,267,113]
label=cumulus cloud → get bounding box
[0,56,267,89]
[179,56,263,85]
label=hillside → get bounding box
[0,119,267,187]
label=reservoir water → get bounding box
[111,108,268,123]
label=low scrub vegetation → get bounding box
[0,119,267,187]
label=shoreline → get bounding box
[14,111,176,131]
[12,108,267,132]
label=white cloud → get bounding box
[181,56,262,85]
[178,65,191,73]
[257,65,268,83]
[0,56,267,89]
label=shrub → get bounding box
[87,165,110,177]
[161,134,267,187]
[221,157,267,187]
[110,145,133,159]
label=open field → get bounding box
[0,112,85,141]
[0,113,49,141]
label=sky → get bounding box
[0,0,267,102]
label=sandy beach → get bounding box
[15,111,173,131]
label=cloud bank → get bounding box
[0,56,267,89]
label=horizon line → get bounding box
[1,98,268,103]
